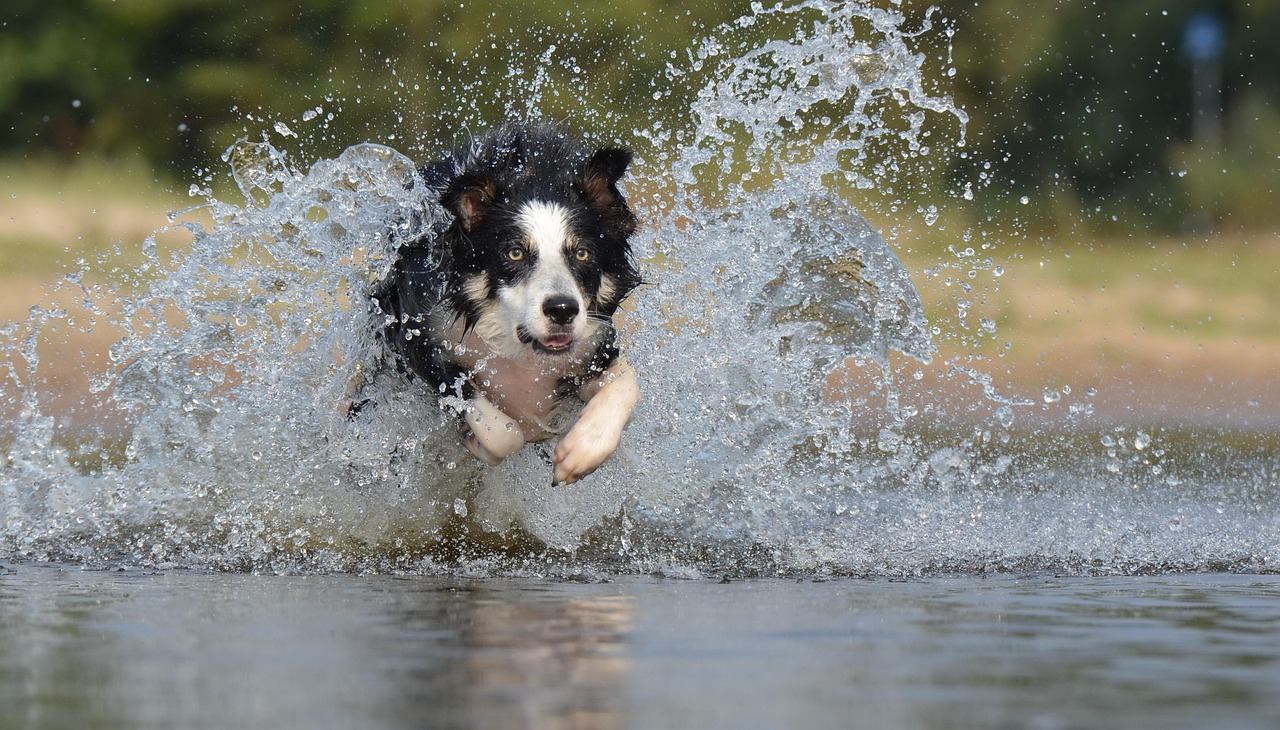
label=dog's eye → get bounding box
[573,247,590,262]
[506,247,525,262]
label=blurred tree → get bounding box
[1,0,742,171]
[2,0,1277,232]
[925,0,1278,233]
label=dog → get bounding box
[372,123,643,485]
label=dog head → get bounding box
[440,130,642,360]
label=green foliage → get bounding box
[2,0,740,168]
[3,0,1278,233]
[926,0,1280,233]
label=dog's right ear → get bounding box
[440,174,500,232]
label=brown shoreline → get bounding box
[2,190,1277,432]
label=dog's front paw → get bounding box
[460,422,506,465]
[552,415,626,485]
[462,397,525,465]
[553,358,639,485]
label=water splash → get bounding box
[3,0,1277,576]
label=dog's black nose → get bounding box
[542,296,580,325]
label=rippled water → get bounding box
[3,564,1279,730]
[2,0,1278,577]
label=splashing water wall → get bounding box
[3,1,1278,575]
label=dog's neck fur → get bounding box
[442,320,581,440]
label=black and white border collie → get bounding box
[373,123,643,485]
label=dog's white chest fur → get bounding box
[444,323,639,486]
[450,329,574,441]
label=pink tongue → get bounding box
[541,334,573,349]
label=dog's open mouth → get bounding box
[516,327,574,354]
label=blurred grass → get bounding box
[0,155,186,277]
[885,209,1280,427]
[3,153,1278,429]
[5,153,1279,347]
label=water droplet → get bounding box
[877,429,901,453]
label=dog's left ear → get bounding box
[577,148,638,236]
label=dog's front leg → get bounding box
[462,394,525,465]
[552,357,639,485]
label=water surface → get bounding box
[2,564,1278,729]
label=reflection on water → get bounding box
[463,592,631,729]
[0,566,632,730]
[2,565,1279,730]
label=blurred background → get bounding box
[2,0,1278,426]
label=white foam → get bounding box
[2,0,1273,576]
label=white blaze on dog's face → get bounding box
[494,200,588,357]
[441,141,641,365]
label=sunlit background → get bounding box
[4,0,1276,430]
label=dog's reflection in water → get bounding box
[462,592,633,728]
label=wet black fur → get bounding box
[373,122,642,404]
